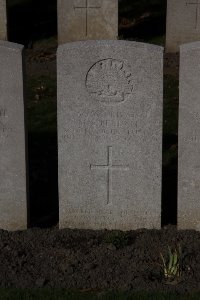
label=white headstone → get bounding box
[166,0,200,52]
[0,0,7,40]
[58,40,163,230]
[57,0,118,44]
[178,41,200,230]
[0,41,27,231]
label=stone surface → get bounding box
[0,0,7,40]
[58,40,163,230]
[57,0,118,44]
[166,0,200,53]
[0,41,27,231]
[178,41,200,230]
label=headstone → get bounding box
[0,0,7,40]
[178,41,200,230]
[57,0,118,44]
[0,41,27,231]
[166,0,200,52]
[58,40,163,230]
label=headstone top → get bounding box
[58,40,164,53]
[166,0,200,52]
[0,40,23,51]
[180,40,200,51]
[57,0,118,44]
[186,0,200,29]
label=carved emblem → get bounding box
[86,59,133,104]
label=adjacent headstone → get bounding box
[57,0,118,44]
[0,0,7,40]
[178,41,200,230]
[0,41,27,231]
[58,40,163,230]
[166,0,200,52]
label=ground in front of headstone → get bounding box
[0,226,199,295]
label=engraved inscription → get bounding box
[0,108,10,137]
[188,111,200,142]
[186,0,200,29]
[74,0,101,36]
[66,208,131,217]
[62,110,141,142]
[0,121,6,133]
[0,108,6,117]
[78,110,140,141]
[86,59,133,104]
[64,208,153,229]
[90,146,129,205]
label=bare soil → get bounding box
[0,226,200,294]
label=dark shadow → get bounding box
[119,15,166,41]
[119,0,166,41]
[162,135,178,226]
[159,51,180,226]
[28,132,58,228]
[7,0,57,46]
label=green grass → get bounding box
[1,290,200,300]
[102,231,129,249]
[146,35,165,46]
[7,0,32,7]
[32,36,58,49]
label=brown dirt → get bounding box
[25,45,56,78]
[0,226,199,293]
[164,53,179,78]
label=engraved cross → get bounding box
[186,0,200,29]
[74,0,101,36]
[90,146,129,205]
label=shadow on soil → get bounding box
[28,132,58,228]
[162,135,178,226]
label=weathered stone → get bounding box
[166,0,200,53]
[58,40,163,230]
[0,41,27,231]
[57,0,118,44]
[0,0,7,40]
[178,41,200,230]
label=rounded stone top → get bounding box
[180,41,200,52]
[0,41,24,52]
[57,40,164,55]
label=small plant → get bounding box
[160,244,182,284]
[103,231,129,249]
